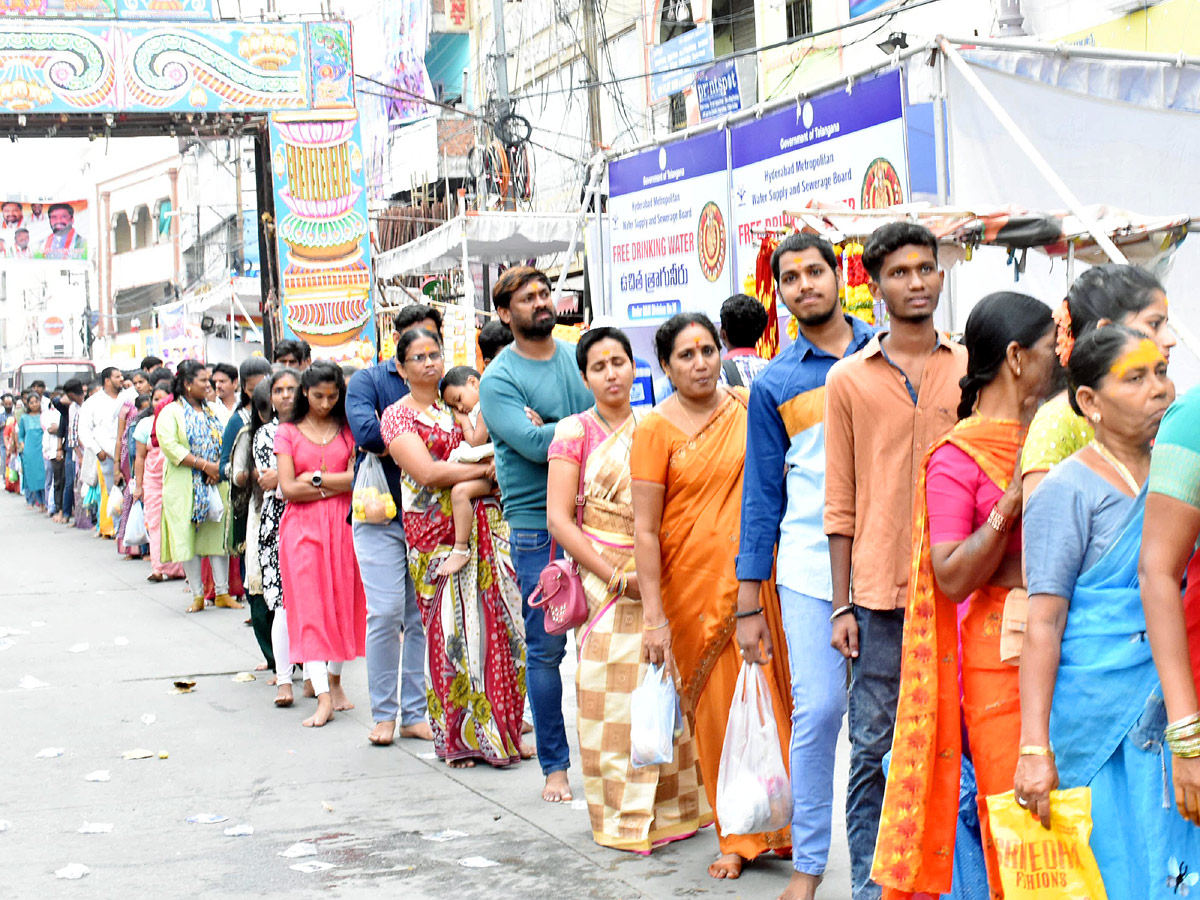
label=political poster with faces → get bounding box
[727,70,909,296]
[0,199,90,262]
[607,130,733,329]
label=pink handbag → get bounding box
[528,441,590,635]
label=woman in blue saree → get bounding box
[1017,325,1200,898]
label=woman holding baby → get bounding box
[381,327,529,769]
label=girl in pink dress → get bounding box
[275,361,366,728]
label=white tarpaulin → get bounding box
[373,212,585,280]
[947,57,1200,388]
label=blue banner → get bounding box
[649,24,713,102]
[609,128,728,197]
[695,58,740,121]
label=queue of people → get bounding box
[7,222,1200,900]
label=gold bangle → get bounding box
[987,504,1014,533]
[643,621,669,631]
[1019,745,1054,758]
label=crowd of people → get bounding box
[5,222,1200,900]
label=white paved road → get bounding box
[0,494,852,899]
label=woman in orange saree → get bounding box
[632,313,792,881]
[872,293,1056,899]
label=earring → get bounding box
[1016,366,1022,377]
[1091,413,1101,424]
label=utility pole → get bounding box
[580,0,603,153]
[490,0,515,210]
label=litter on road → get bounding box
[422,830,469,842]
[223,824,254,837]
[458,857,500,868]
[54,863,90,879]
[120,748,154,760]
[168,680,197,694]
[34,747,64,759]
[231,672,256,682]
[140,713,156,725]
[0,625,28,637]
[84,770,110,782]
[18,675,49,690]
[185,814,228,825]
[77,823,113,834]
[67,643,89,653]
[289,861,337,873]
[279,842,318,858]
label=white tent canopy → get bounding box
[373,211,588,280]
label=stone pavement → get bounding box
[0,494,851,899]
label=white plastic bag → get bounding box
[124,499,148,545]
[715,663,792,835]
[205,484,224,523]
[107,484,124,518]
[351,454,396,524]
[629,664,677,769]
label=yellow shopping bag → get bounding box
[988,788,1107,900]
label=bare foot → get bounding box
[777,871,820,900]
[521,719,533,734]
[266,675,278,686]
[302,679,316,698]
[255,663,270,671]
[328,675,354,711]
[369,721,396,745]
[274,684,294,707]
[436,545,470,577]
[399,721,434,741]
[541,770,572,802]
[447,758,476,768]
[708,853,744,880]
[519,742,535,759]
[185,596,205,614]
[301,694,334,727]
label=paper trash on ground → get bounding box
[77,823,113,834]
[54,863,90,879]
[18,675,49,690]
[140,714,156,725]
[168,680,196,694]
[0,638,14,652]
[458,857,500,868]
[231,672,256,683]
[422,830,469,842]
[289,861,337,873]
[416,752,438,760]
[0,625,28,637]
[0,820,11,832]
[121,748,154,760]
[35,747,64,758]
[67,643,89,653]
[84,770,110,782]
[223,824,254,837]
[279,842,318,858]
[185,814,228,825]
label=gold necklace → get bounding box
[1090,439,1141,495]
[675,391,721,434]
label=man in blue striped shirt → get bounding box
[734,232,875,900]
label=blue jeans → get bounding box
[779,586,847,876]
[61,450,74,519]
[352,519,426,727]
[512,527,569,776]
[846,605,905,900]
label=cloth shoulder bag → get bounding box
[527,429,592,636]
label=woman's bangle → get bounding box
[987,503,1015,533]
[1019,745,1055,759]
[829,604,855,623]
[644,620,669,631]
[734,607,764,619]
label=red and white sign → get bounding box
[43,316,65,336]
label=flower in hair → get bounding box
[1052,299,1074,366]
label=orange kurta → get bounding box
[872,417,1024,899]
[631,389,792,859]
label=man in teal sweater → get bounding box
[479,266,592,803]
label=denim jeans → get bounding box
[353,519,426,726]
[44,454,56,514]
[61,450,74,519]
[512,527,569,775]
[846,605,905,900]
[779,586,848,876]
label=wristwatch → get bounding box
[310,472,323,488]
